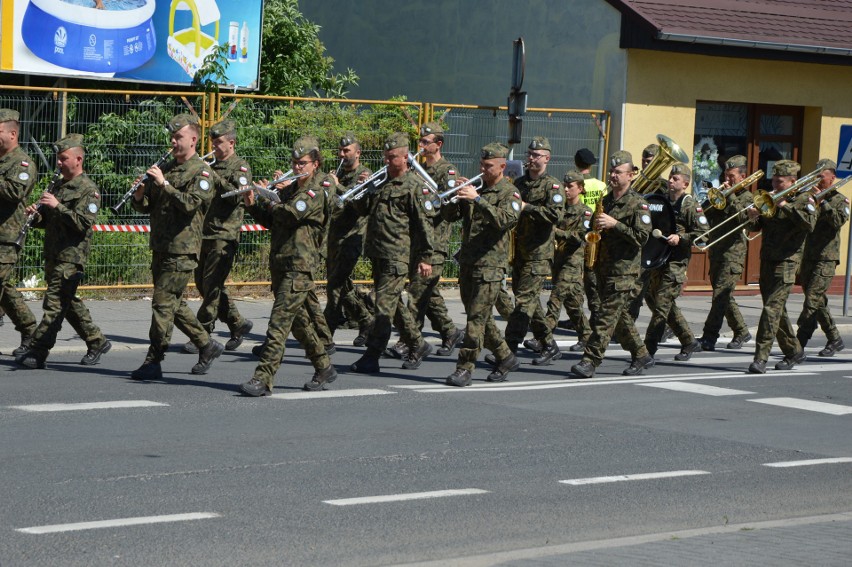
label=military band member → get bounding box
[0,108,38,356]
[698,155,753,351]
[444,143,521,387]
[543,169,592,352]
[643,164,706,360]
[15,134,111,369]
[325,132,375,346]
[571,150,653,378]
[239,136,336,395]
[349,132,435,374]
[796,159,849,357]
[130,114,224,381]
[504,137,565,365]
[183,120,254,355]
[746,160,817,374]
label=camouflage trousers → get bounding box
[504,259,553,347]
[494,284,514,319]
[30,260,106,355]
[754,259,800,361]
[456,264,512,371]
[627,269,652,320]
[146,252,210,362]
[701,256,747,343]
[194,239,245,334]
[253,270,329,387]
[394,261,455,339]
[581,273,649,367]
[324,236,373,331]
[584,267,600,322]
[302,287,334,347]
[644,262,696,354]
[545,262,590,341]
[365,258,423,357]
[796,259,840,343]
[0,256,36,337]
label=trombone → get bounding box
[429,173,484,207]
[705,169,764,210]
[220,170,309,199]
[811,174,852,204]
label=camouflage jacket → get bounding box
[203,154,251,241]
[328,163,371,245]
[441,176,520,269]
[803,190,850,264]
[422,157,459,259]
[33,173,101,266]
[248,173,329,275]
[131,153,215,256]
[704,188,751,264]
[554,201,593,278]
[0,146,37,252]
[354,169,434,265]
[755,190,817,264]
[667,193,710,266]
[513,172,565,262]
[596,189,651,278]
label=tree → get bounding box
[259,0,358,98]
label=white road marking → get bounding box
[638,382,755,396]
[9,400,168,412]
[323,488,489,506]
[559,470,710,486]
[270,389,394,400]
[764,457,852,468]
[748,397,852,415]
[17,512,220,534]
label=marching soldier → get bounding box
[0,108,38,356]
[571,150,653,378]
[130,114,224,381]
[183,120,254,355]
[15,134,111,369]
[746,160,816,374]
[239,136,337,395]
[698,155,753,351]
[796,159,849,356]
[444,143,521,387]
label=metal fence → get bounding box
[1,86,609,291]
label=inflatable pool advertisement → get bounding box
[0,0,262,89]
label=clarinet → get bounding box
[15,167,63,248]
[111,149,174,213]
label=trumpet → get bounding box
[220,170,309,199]
[111,149,174,213]
[335,167,389,208]
[705,170,764,210]
[811,175,852,204]
[15,167,63,248]
[430,173,485,207]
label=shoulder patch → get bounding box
[552,193,563,204]
[512,201,521,212]
[698,215,708,225]
[448,169,456,176]
[201,170,210,177]
[584,220,590,229]
[94,191,100,199]
[238,176,248,186]
[18,172,29,181]
[422,188,430,195]
[641,214,651,225]
[199,179,210,191]
[807,203,815,212]
[295,199,307,212]
[584,210,591,216]
[322,181,330,187]
[240,166,248,172]
[424,200,433,211]
[21,161,29,167]
[696,206,703,212]
[307,189,316,198]
[552,183,560,190]
[513,192,521,199]
[88,203,98,214]
[641,203,649,210]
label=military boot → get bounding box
[353,319,374,347]
[12,335,33,358]
[748,359,767,374]
[446,368,472,387]
[350,354,380,374]
[523,338,543,353]
[436,328,464,357]
[819,338,845,357]
[131,361,162,381]
[569,340,586,352]
[81,340,112,366]
[698,336,716,352]
[17,349,47,369]
[726,331,752,350]
[623,354,655,376]
[402,341,432,370]
[486,353,520,382]
[570,360,595,379]
[240,377,272,397]
[384,340,408,359]
[182,341,199,354]
[226,320,254,351]
[191,340,224,375]
[775,349,806,370]
[303,365,338,391]
[532,340,561,366]
[674,340,702,362]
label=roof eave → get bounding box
[656,33,852,58]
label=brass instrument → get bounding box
[811,175,852,204]
[430,173,484,207]
[220,170,309,199]
[706,170,764,210]
[112,149,174,213]
[407,150,440,198]
[584,199,603,268]
[335,167,389,208]
[334,158,345,177]
[633,134,690,194]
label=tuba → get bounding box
[632,134,690,194]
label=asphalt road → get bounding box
[2,308,852,566]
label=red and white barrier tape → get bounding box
[92,224,267,232]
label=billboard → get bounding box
[0,0,262,89]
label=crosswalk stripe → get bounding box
[559,470,710,485]
[638,382,755,396]
[764,457,852,468]
[17,512,220,534]
[323,488,489,506]
[270,388,394,400]
[748,397,852,415]
[9,401,168,412]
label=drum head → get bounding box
[641,193,676,270]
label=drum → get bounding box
[641,193,676,270]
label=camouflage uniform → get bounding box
[0,121,38,342]
[442,170,520,372]
[300,173,336,350]
[27,157,108,359]
[796,184,849,347]
[545,199,592,341]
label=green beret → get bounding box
[383,132,409,151]
[670,163,691,178]
[773,160,800,177]
[0,108,20,123]
[529,136,551,152]
[817,158,837,171]
[724,155,747,170]
[642,144,660,158]
[292,136,320,159]
[167,113,199,134]
[481,143,509,159]
[420,122,443,136]
[209,120,235,139]
[563,169,585,185]
[610,150,634,169]
[339,132,358,148]
[55,133,84,153]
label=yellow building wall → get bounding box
[623,49,852,271]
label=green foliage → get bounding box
[259,0,358,98]
[193,44,231,93]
